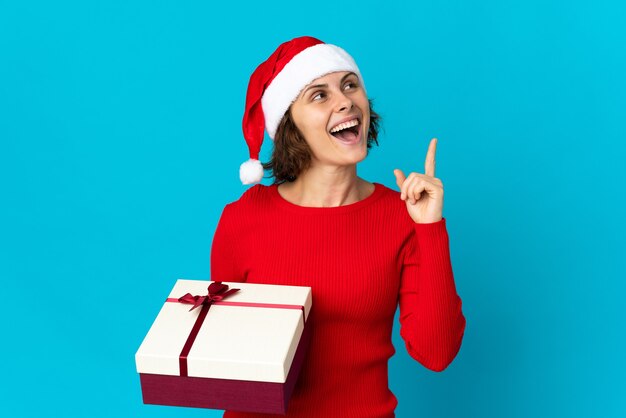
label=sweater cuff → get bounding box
[412,217,448,245]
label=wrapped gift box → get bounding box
[135,279,312,414]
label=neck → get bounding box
[283,165,364,207]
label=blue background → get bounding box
[1,1,624,417]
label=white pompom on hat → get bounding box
[240,36,367,185]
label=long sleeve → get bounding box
[210,203,246,283]
[398,217,466,372]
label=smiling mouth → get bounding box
[329,121,361,144]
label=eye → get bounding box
[344,80,359,90]
[311,91,326,101]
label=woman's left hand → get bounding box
[393,138,444,224]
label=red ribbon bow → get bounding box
[177,281,240,311]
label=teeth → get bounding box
[330,119,359,133]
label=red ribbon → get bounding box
[177,281,241,312]
[172,282,240,377]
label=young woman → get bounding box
[211,36,466,418]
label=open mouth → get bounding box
[329,119,361,144]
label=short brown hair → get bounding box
[262,99,382,184]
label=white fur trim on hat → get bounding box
[239,158,264,185]
[261,43,366,140]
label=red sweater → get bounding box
[210,182,466,418]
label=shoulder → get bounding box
[226,183,274,210]
[374,182,405,209]
[372,182,419,228]
[374,183,449,241]
[374,182,400,199]
[217,184,274,232]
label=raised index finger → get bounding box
[424,138,437,177]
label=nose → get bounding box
[334,90,353,113]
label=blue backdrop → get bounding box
[1,1,624,417]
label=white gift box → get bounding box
[135,279,313,414]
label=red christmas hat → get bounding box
[240,36,367,185]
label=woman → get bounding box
[211,36,466,418]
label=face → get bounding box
[289,71,370,169]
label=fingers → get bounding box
[393,169,406,189]
[405,175,423,204]
[424,138,437,178]
[400,172,416,200]
[402,173,424,202]
[400,173,442,203]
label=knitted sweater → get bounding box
[210,182,466,418]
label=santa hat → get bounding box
[239,36,367,185]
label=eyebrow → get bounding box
[299,72,357,99]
